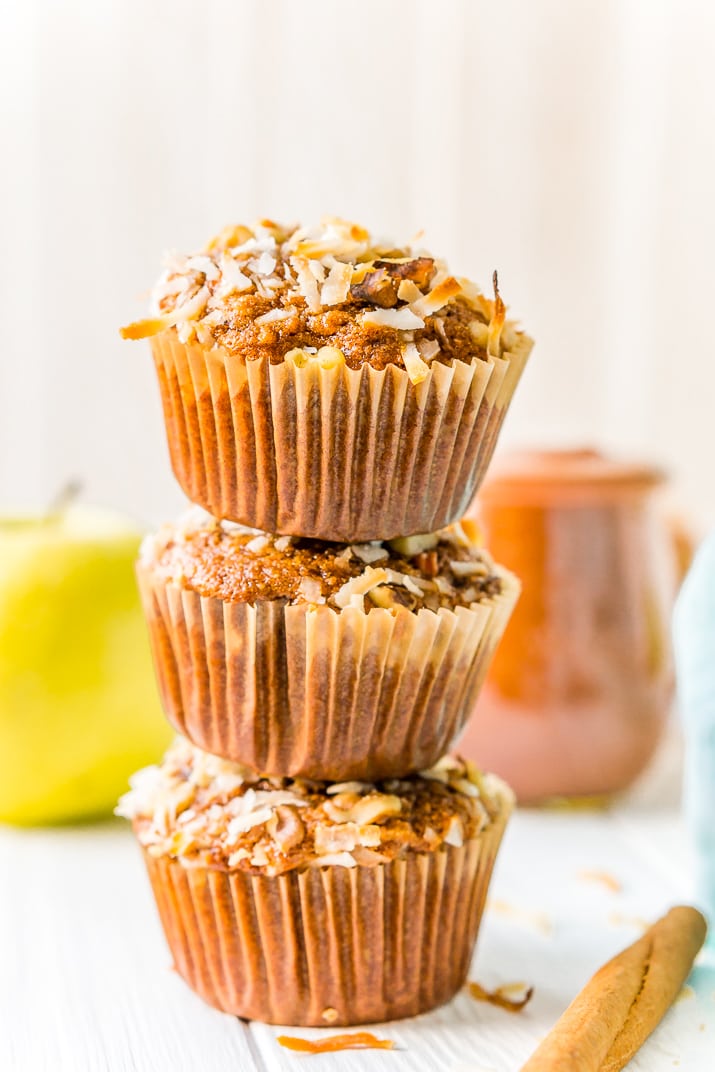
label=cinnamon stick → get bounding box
[520,905,706,1072]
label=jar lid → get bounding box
[478,448,666,505]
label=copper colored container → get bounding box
[460,449,678,802]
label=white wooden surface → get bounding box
[3,2,715,531]
[1,798,713,1071]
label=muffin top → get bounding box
[120,216,525,384]
[140,509,510,613]
[117,737,511,876]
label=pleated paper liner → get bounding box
[136,563,520,781]
[139,781,513,1026]
[150,332,533,541]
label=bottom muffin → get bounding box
[117,739,514,1026]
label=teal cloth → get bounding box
[674,531,715,952]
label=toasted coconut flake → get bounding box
[308,259,327,282]
[119,284,210,340]
[226,848,250,867]
[256,278,283,299]
[251,251,277,276]
[448,518,482,548]
[410,275,462,317]
[245,534,270,553]
[467,980,534,1013]
[278,1032,395,1054]
[324,794,402,825]
[151,271,194,312]
[361,306,425,331]
[444,815,464,847]
[396,279,423,304]
[453,777,479,798]
[297,577,325,604]
[387,532,439,557]
[326,781,373,795]
[185,255,220,280]
[384,568,424,597]
[333,567,389,609]
[214,253,253,296]
[205,224,254,252]
[321,260,353,305]
[420,755,463,782]
[450,560,489,578]
[309,852,357,868]
[409,576,437,591]
[288,216,371,262]
[314,824,361,855]
[291,256,322,312]
[417,338,441,363]
[469,319,489,347]
[173,284,210,321]
[225,806,275,839]
[350,543,389,564]
[457,277,484,305]
[401,342,430,385]
[273,535,292,552]
[487,270,506,357]
[119,315,174,341]
[578,869,623,893]
[254,307,293,326]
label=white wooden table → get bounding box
[1,770,714,1072]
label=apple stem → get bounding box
[45,480,82,522]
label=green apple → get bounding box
[0,505,171,825]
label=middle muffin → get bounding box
[137,510,520,781]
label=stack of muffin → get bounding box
[118,217,533,1027]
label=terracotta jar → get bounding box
[460,448,679,802]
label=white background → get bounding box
[1,0,714,529]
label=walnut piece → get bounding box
[266,805,305,852]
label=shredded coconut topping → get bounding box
[117,738,510,876]
[140,512,510,614]
[120,216,527,385]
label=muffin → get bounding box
[136,510,520,780]
[117,738,513,1026]
[121,217,533,541]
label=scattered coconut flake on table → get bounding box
[578,869,623,892]
[277,1032,395,1053]
[467,980,534,1012]
[487,898,554,937]
[608,912,650,932]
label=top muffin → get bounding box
[122,216,520,384]
[122,217,533,540]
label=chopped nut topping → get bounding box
[266,806,305,852]
[117,738,511,876]
[140,510,509,615]
[350,268,400,308]
[121,217,528,387]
